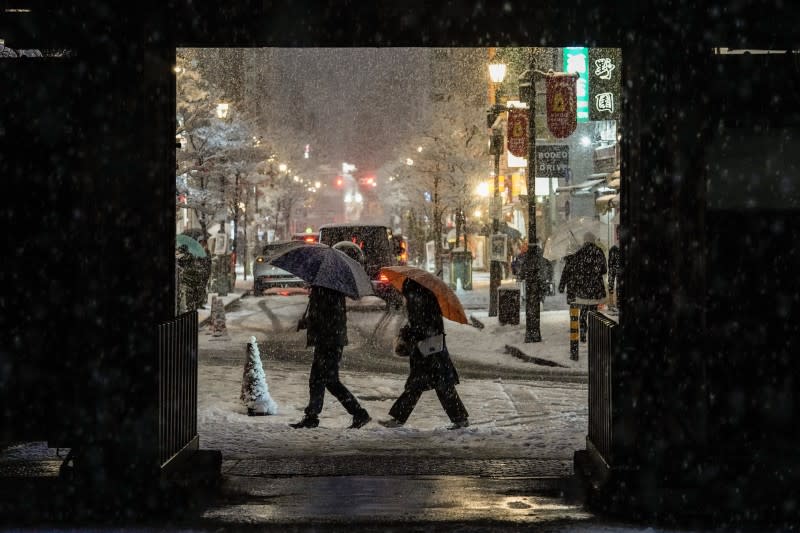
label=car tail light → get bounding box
[378,273,390,283]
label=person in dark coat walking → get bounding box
[559,232,607,341]
[380,278,469,430]
[290,285,371,429]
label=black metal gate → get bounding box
[587,311,617,466]
[157,310,199,469]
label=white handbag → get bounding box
[416,334,444,356]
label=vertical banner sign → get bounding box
[589,48,621,121]
[563,47,589,122]
[546,76,578,138]
[506,108,529,158]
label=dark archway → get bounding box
[2,2,799,526]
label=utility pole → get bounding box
[519,66,542,343]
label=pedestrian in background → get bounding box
[511,242,527,282]
[290,285,371,429]
[559,232,607,342]
[380,278,469,430]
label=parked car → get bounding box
[253,241,308,294]
[291,232,319,244]
[318,223,403,307]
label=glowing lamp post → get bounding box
[487,61,507,317]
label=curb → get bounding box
[504,344,570,368]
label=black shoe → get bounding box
[449,419,469,430]
[290,416,319,429]
[349,411,371,429]
[378,418,403,428]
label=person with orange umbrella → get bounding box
[378,271,469,430]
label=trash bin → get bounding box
[498,286,520,325]
[450,250,473,290]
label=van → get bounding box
[318,223,402,305]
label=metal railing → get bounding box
[587,310,617,466]
[157,310,198,468]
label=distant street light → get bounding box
[278,163,288,172]
[405,158,414,166]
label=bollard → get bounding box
[569,303,579,360]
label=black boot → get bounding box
[448,419,470,430]
[348,410,371,429]
[290,416,319,429]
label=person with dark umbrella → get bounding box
[290,285,371,429]
[379,278,469,430]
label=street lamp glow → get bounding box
[474,209,482,218]
[417,146,423,153]
[215,102,229,119]
[405,158,414,166]
[278,163,288,172]
[293,175,300,182]
[314,181,321,189]
[489,62,507,83]
[475,181,491,198]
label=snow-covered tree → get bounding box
[176,52,233,239]
[381,94,486,272]
[240,336,278,416]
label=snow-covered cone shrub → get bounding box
[240,336,278,416]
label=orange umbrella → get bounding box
[379,266,469,324]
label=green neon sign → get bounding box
[563,47,589,123]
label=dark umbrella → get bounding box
[267,243,374,299]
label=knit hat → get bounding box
[583,232,596,244]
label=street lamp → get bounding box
[487,60,507,317]
[489,62,507,84]
[517,63,579,343]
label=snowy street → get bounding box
[201,359,587,460]
[198,272,592,462]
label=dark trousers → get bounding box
[579,304,598,340]
[304,345,364,418]
[389,383,469,424]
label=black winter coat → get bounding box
[564,242,607,301]
[306,286,348,347]
[399,279,459,391]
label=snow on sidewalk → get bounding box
[199,361,587,460]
